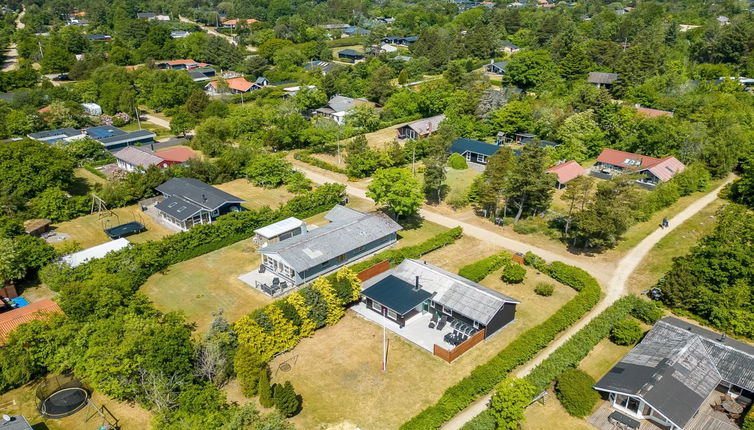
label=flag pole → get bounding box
[382,308,387,371]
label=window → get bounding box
[477,154,485,163]
[442,306,452,316]
[387,309,398,320]
[371,300,382,312]
[337,254,347,263]
[321,261,329,267]
[465,152,472,161]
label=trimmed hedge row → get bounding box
[458,252,511,282]
[744,408,754,430]
[294,150,347,174]
[555,369,600,418]
[524,296,641,391]
[400,253,602,430]
[349,226,463,274]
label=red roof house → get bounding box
[222,18,259,27]
[546,161,586,188]
[594,148,685,186]
[155,146,196,163]
[205,77,258,94]
[0,299,62,344]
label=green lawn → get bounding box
[273,238,576,430]
[444,167,480,204]
[121,121,173,139]
[140,238,273,334]
[213,179,296,211]
[395,219,450,248]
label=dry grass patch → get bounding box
[577,338,633,381]
[214,179,295,211]
[395,219,450,248]
[74,167,107,187]
[522,392,594,430]
[271,239,576,429]
[52,203,174,249]
[0,382,152,430]
[141,239,273,334]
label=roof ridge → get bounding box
[406,259,518,304]
[264,212,377,252]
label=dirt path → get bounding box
[142,113,171,129]
[1,44,18,71]
[439,178,732,430]
[178,16,257,52]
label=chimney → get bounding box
[202,193,207,203]
[720,334,727,342]
[414,276,420,291]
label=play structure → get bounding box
[36,375,90,419]
[92,194,146,239]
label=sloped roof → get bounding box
[487,61,509,71]
[546,160,585,184]
[316,95,373,114]
[324,205,363,223]
[304,60,336,73]
[261,207,402,272]
[28,127,82,142]
[363,259,519,325]
[595,317,754,429]
[401,115,446,135]
[338,49,364,57]
[362,275,433,314]
[209,77,255,92]
[645,156,685,182]
[61,238,131,268]
[588,71,619,85]
[0,299,62,344]
[596,148,662,169]
[155,196,202,221]
[254,217,305,239]
[156,178,244,212]
[114,146,165,169]
[450,138,500,157]
[155,146,195,163]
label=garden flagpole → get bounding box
[382,308,387,371]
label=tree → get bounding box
[489,377,536,430]
[258,369,273,407]
[366,65,395,103]
[558,45,593,82]
[555,369,600,417]
[728,155,754,209]
[561,175,594,237]
[193,117,232,157]
[423,157,447,204]
[346,135,382,179]
[272,381,299,417]
[474,148,515,216]
[345,105,381,131]
[245,154,292,188]
[170,110,196,137]
[443,61,467,87]
[503,144,554,223]
[505,50,559,89]
[447,153,468,170]
[556,111,606,161]
[490,100,534,137]
[29,187,88,222]
[41,44,75,73]
[367,168,423,218]
[185,89,210,117]
[194,312,237,386]
[501,264,526,283]
[571,176,641,249]
[0,237,25,285]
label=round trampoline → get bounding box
[36,375,90,419]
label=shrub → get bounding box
[234,347,265,397]
[611,318,643,345]
[458,252,511,282]
[401,253,602,430]
[501,264,526,284]
[743,408,754,430]
[631,300,664,324]
[534,282,555,296]
[448,153,468,170]
[258,368,274,407]
[294,150,347,174]
[555,369,600,417]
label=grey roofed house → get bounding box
[485,60,508,75]
[170,30,191,38]
[154,178,244,229]
[114,146,166,171]
[27,127,83,143]
[95,129,156,149]
[136,12,156,18]
[361,259,519,335]
[450,137,500,164]
[588,71,619,86]
[0,415,34,430]
[314,95,374,125]
[303,60,336,74]
[259,205,402,285]
[324,204,363,223]
[396,114,446,139]
[187,68,215,82]
[594,316,754,430]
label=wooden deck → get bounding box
[588,391,741,430]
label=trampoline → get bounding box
[36,375,90,419]
[104,221,146,239]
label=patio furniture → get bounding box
[259,265,266,273]
[429,313,438,329]
[437,315,448,330]
[608,411,640,430]
[272,277,280,286]
[722,399,744,415]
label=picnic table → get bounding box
[608,410,640,430]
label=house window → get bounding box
[465,152,472,162]
[321,261,329,267]
[442,306,452,316]
[387,309,398,320]
[473,320,480,329]
[371,300,382,312]
[477,154,485,163]
[337,254,347,263]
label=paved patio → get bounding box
[238,268,296,297]
[351,301,455,352]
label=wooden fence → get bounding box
[433,328,486,363]
[357,260,391,281]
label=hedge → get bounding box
[458,252,511,282]
[744,408,754,430]
[348,226,463,274]
[610,318,643,345]
[294,150,347,174]
[555,369,600,418]
[523,296,640,391]
[400,253,602,430]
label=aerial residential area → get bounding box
[0,0,753,429]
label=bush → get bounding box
[631,300,664,324]
[294,150,347,174]
[458,252,511,282]
[743,408,754,430]
[555,369,600,417]
[273,381,300,417]
[401,253,602,430]
[501,264,526,284]
[534,282,555,296]
[610,318,643,345]
[448,153,468,170]
[258,368,274,407]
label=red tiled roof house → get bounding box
[0,299,63,345]
[546,160,586,189]
[593,148,685,187]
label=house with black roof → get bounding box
[450,138,501,165]
[593,317,754,430]
[358,259,519,351]
[588,71,619,88]
[154,178,244,230]
[338,49,365,62]
[485,60,508,75]
[382,36,418,45]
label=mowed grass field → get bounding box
[271,237,577,429]
[0,381,152,430]
[214,179,296,210]
[52,203,175,249]
[140,238,272,334]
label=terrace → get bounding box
[237,266,296,297]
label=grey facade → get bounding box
[259,206,402,286]
[154,178,244,230]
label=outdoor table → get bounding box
[722,399,744,414]
[608,411,640,430]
